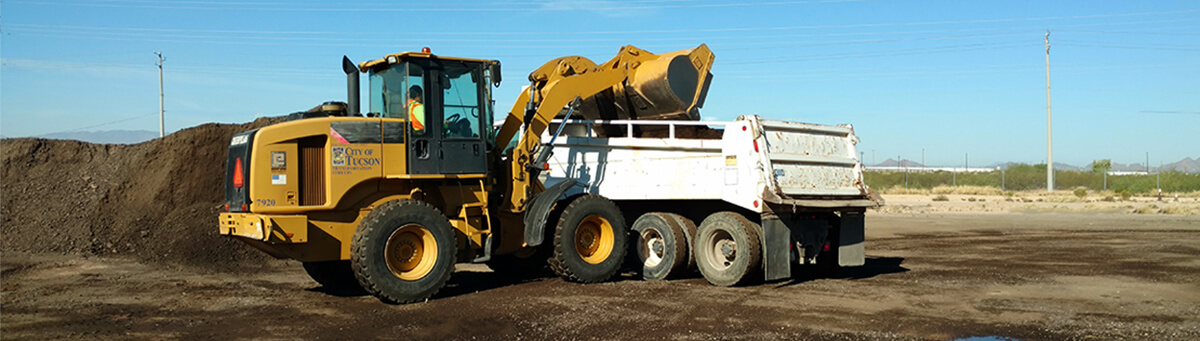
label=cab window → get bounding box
[442,63,481,139]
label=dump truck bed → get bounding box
[542,115,880,212]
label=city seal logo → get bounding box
[331,147,347,166]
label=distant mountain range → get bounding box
[873,157,1200,174]
[33,130,159,144]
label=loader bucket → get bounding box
[541,44,715,122]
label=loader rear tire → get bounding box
[696,212,762,287]
[302,260,363,292]
[632,213,688,281]
[549,194,627,283]
[351,200,456,304]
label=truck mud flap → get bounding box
[839,212,865,266]
[761,217,791,281]
[523,179,579,247]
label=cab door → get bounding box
[434,62,487,174]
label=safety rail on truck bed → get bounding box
[547,119,732,139]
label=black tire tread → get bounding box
[663,213,699,271]
[696,211,762,287]
[350,200,456,304]
[632,212,688,281]
[548,194,627,283]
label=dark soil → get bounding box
[1,117,282,270]
[3,213,1198,340]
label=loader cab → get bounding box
[365,52,501,175]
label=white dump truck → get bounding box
[541,116,882,285]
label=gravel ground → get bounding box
[3,212,1198,340]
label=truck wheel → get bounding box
[663,213,699,271]
[302,260,363,292]
[351,200,457,304]
[549,194,627,283]
[632,213,688,281]
[696,212,761,287]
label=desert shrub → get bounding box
[1073,188,1088,198]
[1102,196,1115,202]
[1133,205,1159,214]
[1117,189,1132,201]
[865,167,1200,193]
[932,195,949,202]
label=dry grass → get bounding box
[930,185,1003,196]
[879,187,931,195]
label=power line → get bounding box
[45,112,160,134]
[6,0,874,12]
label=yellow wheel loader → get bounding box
[218,45,717,303]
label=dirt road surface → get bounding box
[3,212,1198,340]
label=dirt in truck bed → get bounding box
[3,119,1199,340]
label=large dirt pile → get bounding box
[1,117,283,270]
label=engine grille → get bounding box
[300,144,325,206]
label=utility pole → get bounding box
[1045,31,1054,192]
[1146,152,1150,173]
[922,148,925,169]
[156,51,165,138]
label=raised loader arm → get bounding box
[494,44,715,213]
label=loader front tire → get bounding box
[696,212,761,287]
[549,195,627,283]
[351,200,456,304]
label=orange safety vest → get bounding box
[407,99,425,131]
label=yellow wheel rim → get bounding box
[385,224,438,281]
[575,215,614,264]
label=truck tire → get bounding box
[632,213,688,281]
[664,213,699,271]
[549,194,628,283]
[696,212,761,287]
[302,260,363,292]
[351,200,457,304]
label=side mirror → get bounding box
[489,62,502,87]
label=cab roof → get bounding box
[358,51,499,72]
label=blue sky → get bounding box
[2,0,1196,167]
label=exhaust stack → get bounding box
[342,56,360,116]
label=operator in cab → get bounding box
[408,85,426,133]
